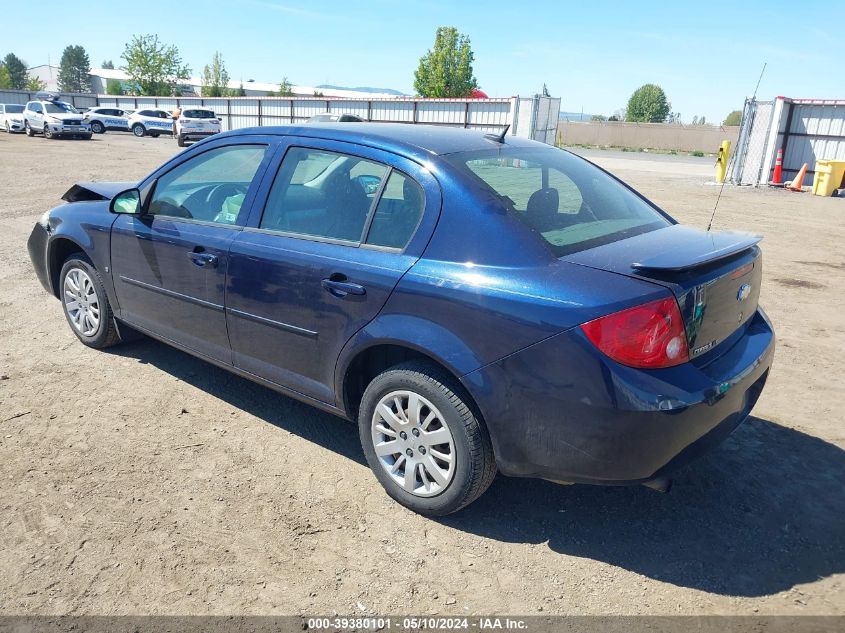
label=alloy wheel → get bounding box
[371,390,456,497]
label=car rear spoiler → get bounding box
[631,231,762,272]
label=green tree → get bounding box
[591,114,607,121]
[201,51,229,97]
[0,64,11,89]
[3,53,28,90]
[102,59,114,69]
[25,74,46,91]
[723,110,742,126]
[229,82,246,97]
[120,34,190,96]
[414,26,478,97]
[58,45,91,93]
[625,84,671,123]
[278,76,293,97]
[106,78,123,95]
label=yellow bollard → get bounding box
[715,140,731,183]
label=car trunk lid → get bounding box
[563,224,763,361]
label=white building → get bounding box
[27,65,60,92]
[87,67,399,99]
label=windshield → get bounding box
[5,105,24,113]
[183,110,215,119]
[44,102,78,114]
[446,147,671,256]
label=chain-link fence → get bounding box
[729,98,774,185]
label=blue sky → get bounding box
[5,0,843,123]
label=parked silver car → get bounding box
[24,95,91,139]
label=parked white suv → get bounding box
[24,96,91,139]
[127,108,174,138]
[83,107,131,134]
[176,108,222,146]
[0,103,26,133]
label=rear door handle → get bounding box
[187,251,218,268]
[321,276,366,298]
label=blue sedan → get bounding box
[27,124,775,515]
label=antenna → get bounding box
[484,124,510,144]
[707,62,767,232]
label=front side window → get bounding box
[260,148,388,243]
[447,148,670,256]
[29,103,42,114]
[147,144,268,224]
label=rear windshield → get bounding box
[183,110,215,118]
[44,102,78,114]
[5,104,24,113]
[446,147,671,256]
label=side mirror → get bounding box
[110,188,142,215]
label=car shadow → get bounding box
[110,338,844,598]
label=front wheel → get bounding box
[132,123,145,137]
[90,121,105,134]
[59,254,121,349]
[25,121,34,137]
[177,134,186,147]
[43,124,54,139]
[358,361,497,515]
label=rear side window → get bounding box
[260,147,387,243]
[448,148,670,256]
[366,171,424,249]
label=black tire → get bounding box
[80,134,92,140]
[177,134,186,147]
[90,121,105,134]
[358,360,497,515]
[132,123,145,137]
[58,254,121,349]
[150,132,160,138]
[25,121,34,137]
[44,124,54,139]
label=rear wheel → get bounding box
[90,121,105,134]
[132,123,145,137]
[358,361,497,515]
[59,254,121,349]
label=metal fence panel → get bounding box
[0,90,562,144]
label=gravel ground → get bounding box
[0,132,843,616]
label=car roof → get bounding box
[224,122,541,157]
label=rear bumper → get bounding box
[461,308,775,484]
[180,130,219,140]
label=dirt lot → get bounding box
[1,132,843,616]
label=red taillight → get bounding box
[580,297,689,369]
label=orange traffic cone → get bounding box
[786,163,808,191]
[770,148,784,185]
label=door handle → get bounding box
[321,276,366,298]
[186,251,218,268]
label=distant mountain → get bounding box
[559,111,596,121]
[316,84,406,96]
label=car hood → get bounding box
[62,181,137,203]
[48,112,84,121]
